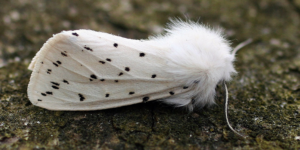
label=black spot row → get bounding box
[72,32,79,36]
[78,93,85,101]
[47,69,52,74]
[53,61,62,67]
[84,46,93,52]
[51,82,60,89]
[41,91,53,96]
[99,58,112,64]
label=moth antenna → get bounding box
[223,81,245,138]
[232,38,252,55]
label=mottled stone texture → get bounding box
[1,0,300,149]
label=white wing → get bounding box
[27,30,192,111]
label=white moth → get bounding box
[28,20,250,136]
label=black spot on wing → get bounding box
[139,53,145,57]
[51,82,60,86]
[78,93,85,101]
[151,74,156,78]
[84,46,93,52]
[183,86,189,89]
[115,80,119,83]
[72,32,79,36]
[41,93,46,96]
[53,62,58,67]
[38,99,42,101]
[47,69,52,74]
[61,52,68,57]
[118,72,123,76]
[105,93,110,97]
[129,92,135,95]
[169,91,174,95]
[106,58,111,62]
[56,61,61,64]
[125,67,130,72]
[143,96,149,102]
[113,43,118,47]
[41,62,44,64]
[90,74,97,79]
[63,79,69,84]
[99,61,105,64]
[46,91,53,95]
[100,79,105,81]
[52,86,59,89]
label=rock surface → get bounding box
[1,0,300,149]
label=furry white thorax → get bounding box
[148,20,236,110]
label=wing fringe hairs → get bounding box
[28,19,236,111]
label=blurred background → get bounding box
[0,0,300,149]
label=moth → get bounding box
[27,19,250,137]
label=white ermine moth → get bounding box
[28,19,250,136]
